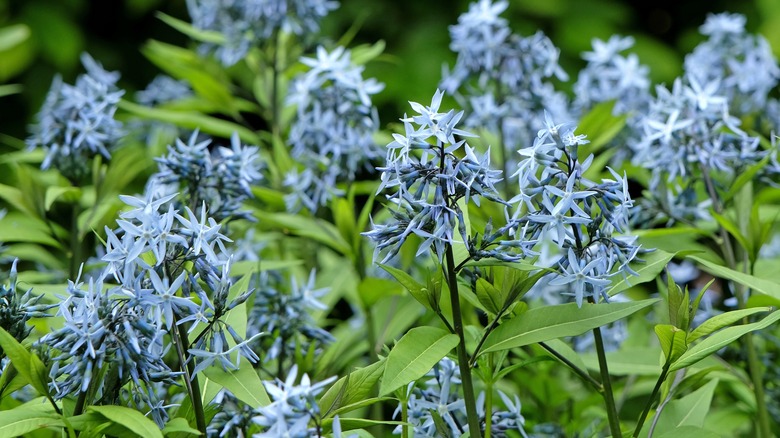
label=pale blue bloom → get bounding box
[187,0,339,66]
[285,46,384,212]
[153,130,262,221]
[251,365,336,437]
[27,53,124,181]
[365,89,511,264]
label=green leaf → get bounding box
[319,359,386,418]
[577,100,627,151]
[644,379,719,436]
[333,197,356,248]
[203,360,270,408]
[711,211,751,257]
[0,406,63,436]
[688,255,780,300]
[724,155,770,202]
[88,406,163,438]
[350,40,386,65]
[0,24,31,51]
[378,264,436,312]
[475,277,502,315]
[379,327,459,396]
[654,426,721,438]
[688,307,771,343]
[118,100,261,145]
[654,324,688,364]
[0,84,22,97]
[44,186,81,211]
[358,276,403,308]
[670,310,780,371]
[229,259,302,277]
[608,249,677,296]
[481,299,659,354]
[0,327,49,396]
[260,212,352,255]
[156,12,225,43]
[162,418,201,436]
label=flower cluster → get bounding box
[186,0,339,66]
[247,269,334,364]
[573,35,651,117]
[40,270,178,417]
[285,46,384,212]
[26,53,125,182]
[441,0,570,169]
[394,357,528,437]
[630,75,765,224]
[625,12,780,227]
[135,75,194,107]
[0,260,55,357]
[364,89,513,264]
[251,365,336,437]
[151,130,263,222]
[41,191,259,425]
[511,113,641,306]
[684,12,780,116]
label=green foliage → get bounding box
[379,326,459,396]
[481,299,659,354]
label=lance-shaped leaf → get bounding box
[379,327,459,396]
[379,264,439,312]
[670,310,780,371]
[88,406,164,438]
[654,324,688,364]
[480,299,659,355]
[688,307,771,343]
[608,250,676,296]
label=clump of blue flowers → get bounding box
[395,357,528,437]
[135,74,194,107]
[186,0,339,66]
[685,12,780,116]
[0,259,55,357]
[247,269,334,365]
[574,35,651,117]
[151,130,263,222]
[441,0,571,174]
[41,189,259,426]
[285,46,384,212]
[26,53,125,182]
[511,113,641,306]
[363,89,515,264]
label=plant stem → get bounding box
[647,369,685,438]
[633,363,670,437]
[72,386,88,417]
[701,168,771,438]
[402,392,410,438]
[69,204,81,280]
[173,319,206,434]
[485,382,493,438]
[444,243,482,438]
[538,342,603,391]
[593,325,621,437]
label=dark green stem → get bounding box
[270,30,281,138]
[539,342,603,391]
[69,204,81,280]
[593,325,622,437]
[72,387,88,417]
[173,319,206,434]
[444,243,482,438]
[701,169,771,438]
[633,363,670,437]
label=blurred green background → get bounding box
[1,0,779,142]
